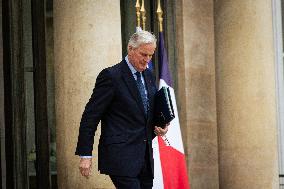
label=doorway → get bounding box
[1,0,56,188]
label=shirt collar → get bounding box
[125,55,140,75]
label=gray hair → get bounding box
[128,31,157,49]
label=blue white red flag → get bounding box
[152,32,190,189]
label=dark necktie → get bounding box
[135,72,148,114]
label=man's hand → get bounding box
[79,158,92,178]
[154,124,169,136]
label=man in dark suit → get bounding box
[75,31,168,189]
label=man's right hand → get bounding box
[79,158,92,178]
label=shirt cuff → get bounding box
[80,156,93,158]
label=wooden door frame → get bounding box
[0,0,4,187]
[31,0,51,188]
[3,0,27,188]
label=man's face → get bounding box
[128,43,156,72]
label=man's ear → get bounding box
[128,45,132,52]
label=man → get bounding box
[75,31,168,189]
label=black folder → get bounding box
[154,86,175,128]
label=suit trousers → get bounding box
[109,143,153,189]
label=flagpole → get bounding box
[135,0,141,28]
[156,0,163,32]
[140,0,146,30]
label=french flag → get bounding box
[152,32,190,189]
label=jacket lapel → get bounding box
[120,60,146,117]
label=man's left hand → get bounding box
[154,124,169,136]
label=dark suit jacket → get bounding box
[75,60,157,177]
